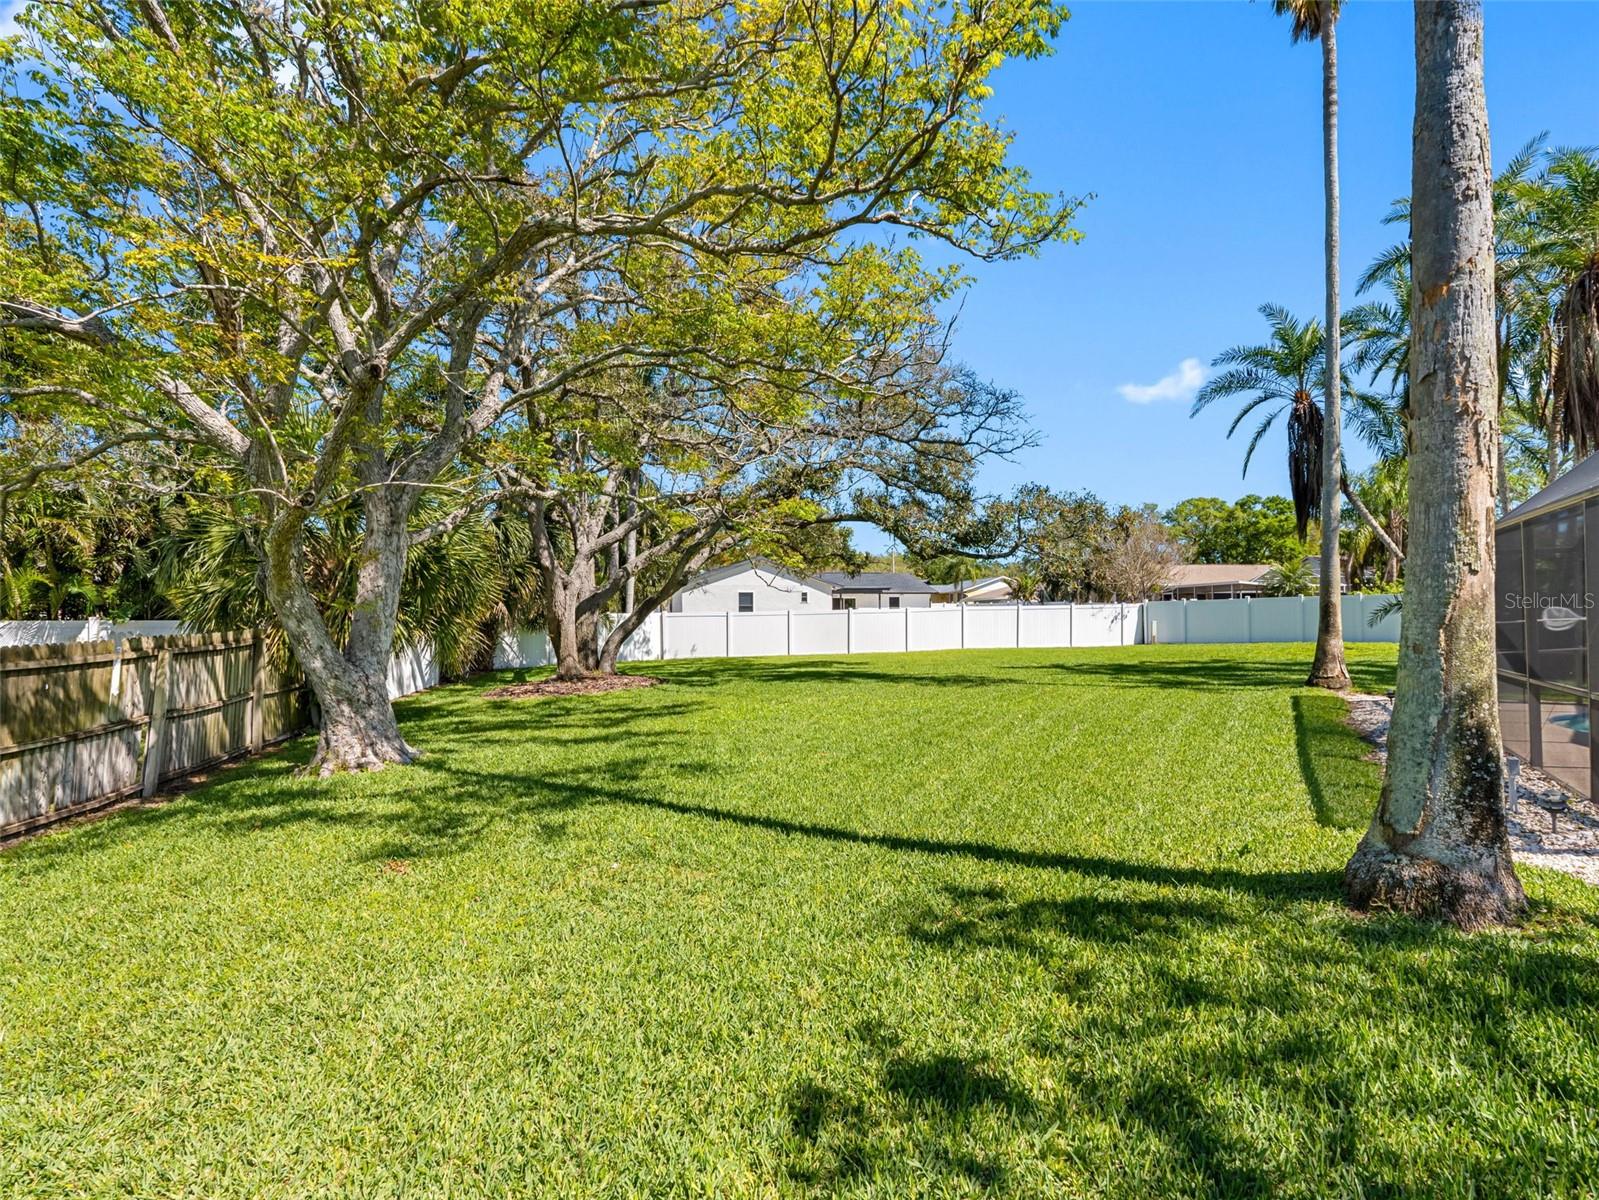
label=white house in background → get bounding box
[928,576,1016,605]
[669,558,834,613]
[814,570,938,609]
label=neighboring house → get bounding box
[928,576,1016,604]
[669,558,833,613]
[814,570,937,610]
[1160,564,1273,600]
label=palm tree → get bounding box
[1259,557,1317,597]
[1339,460,1406,587]
[1192,304,1327,540]
[1345,259,1412,435]
[1512,146,1599,464]
[1193,304,1404,570]
[1271,0,1347,687]
[1352,136,1553,500]
[1344,0,1522,930]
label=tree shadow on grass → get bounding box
[6,734,1349,902]
[901,879,1599,1196]
[1015,652,1397,696]
[906,882,1239,960]
[649,649,1399,696]
[654,657,1024,691]
[1293,692,1383,831]
[782,1022,1031,1190]
[369,760,1347,902]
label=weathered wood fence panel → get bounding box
[0,631,309,839]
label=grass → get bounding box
[4,643,1599,1198]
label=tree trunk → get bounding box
[262,507,417,776]
[595,530,724,674]
[1546,366,1562,485]
[545,569,604,681]
[1495,318,1511,512]
[1309,0,1350,690]
[1344,0,1523,930]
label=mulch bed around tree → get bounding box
[482,674,662,700]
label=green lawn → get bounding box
[4,644,1599,1198]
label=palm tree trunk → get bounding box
[1495,317,1511,512]
[1344,0,1523,930]
[1309,0,1350,689]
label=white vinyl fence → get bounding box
[494,596,1400,669]
[1143,594,1402,645]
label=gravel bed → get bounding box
[1345,693,1599,886]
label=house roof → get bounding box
[816,570,937,594]
[943,576,1012,594]
[1501,450,1599,528]
[679,557,835,593]
[1163,564,1273,589]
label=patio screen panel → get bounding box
[1496,487,1599,800]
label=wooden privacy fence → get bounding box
[0,631,309,838]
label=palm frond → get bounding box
[1240,408,1284,478]
[1287,394,1323,542]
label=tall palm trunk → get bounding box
[1344,0,1523,930]
[1309,0,1350,689]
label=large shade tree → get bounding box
[1164,494,1305,567]
[500,346,1031,681]
[489,233,1032,681]
[1343,0,1524,930]
[1003,485,1115,602]
[0,0,1079,773]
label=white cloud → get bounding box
[1117,357,1207,405]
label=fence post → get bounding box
[846,607,854,655]
[141,647,173,798]
[1014,603,1022,648]
[903,606,910,653]
[248,633,266,752]
[959,603,966,649]
[724,610,731,658]
[787,608,793,656]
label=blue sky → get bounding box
[903,0,1599,549]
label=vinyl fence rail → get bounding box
[0,631,310,839]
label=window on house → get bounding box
[844,598,857,609]
[889,596,900,609]
[737,592,754,613]
[800,591,808,603]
